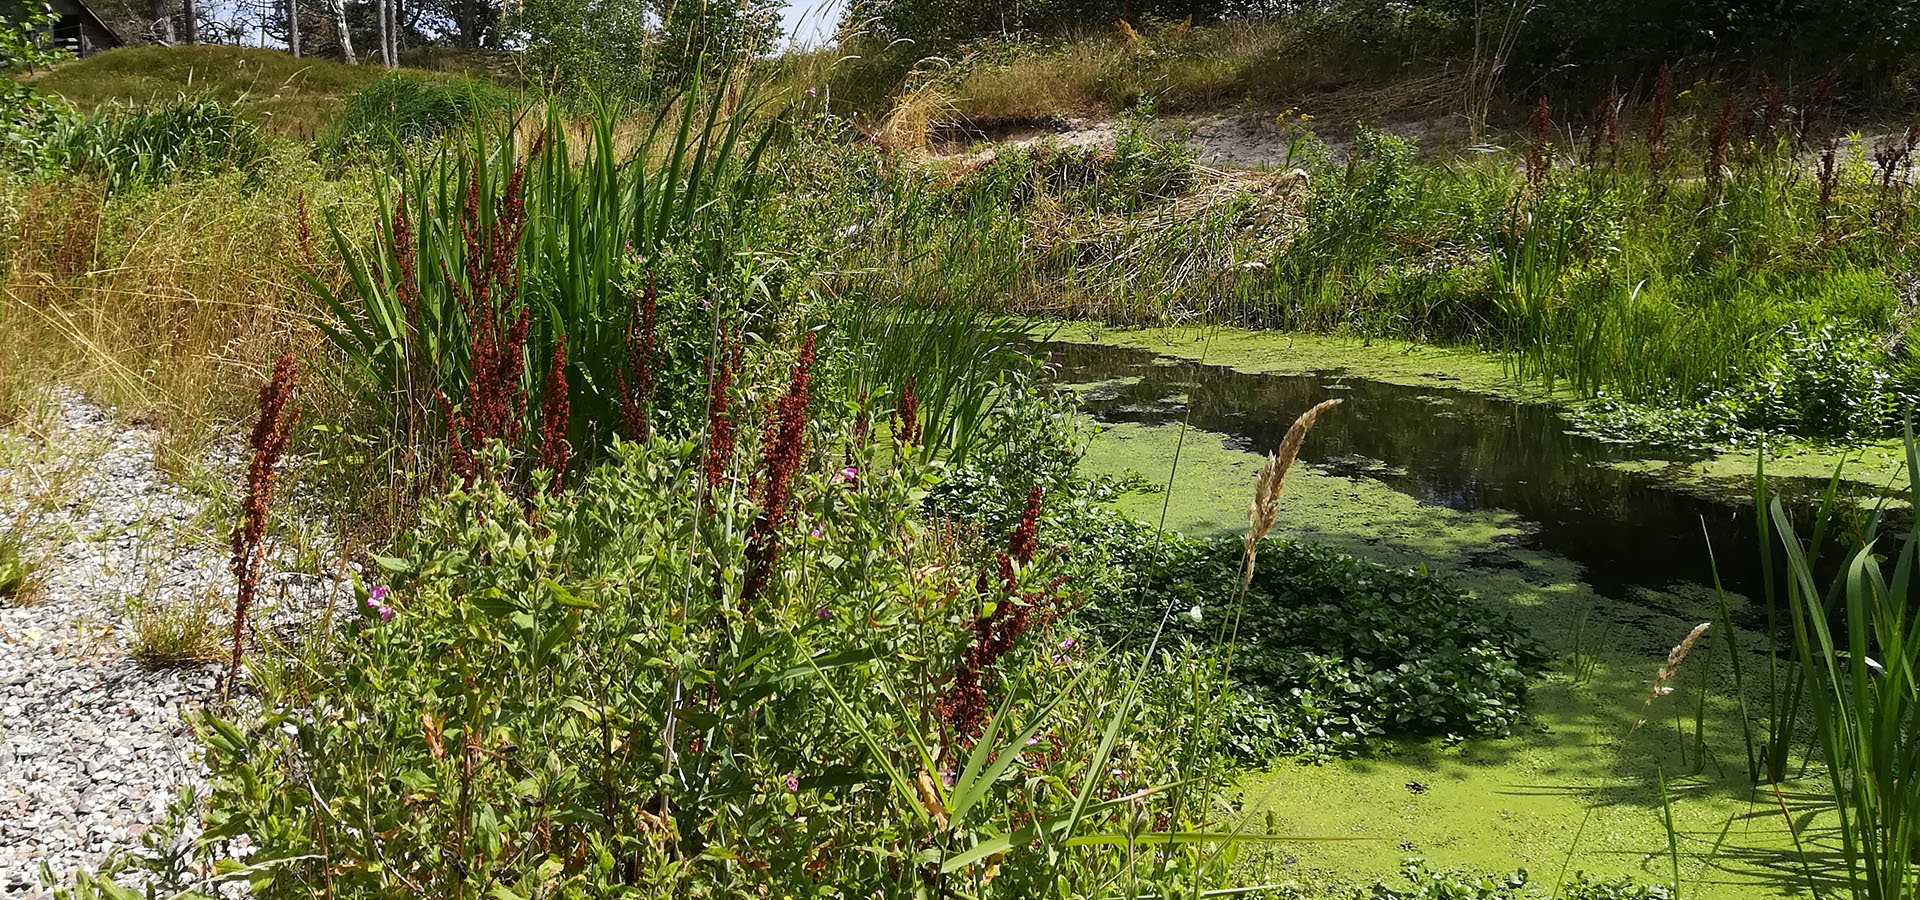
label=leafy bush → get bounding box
[187,427,1238,896]
[1571,322,1920,448]
[0,85,77,174]
[42,97,269,193]
[318,72,518,163]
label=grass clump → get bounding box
[43,96,270,193]
[0,527,39,605]
[128,588,227,666]
[317,72,519,163]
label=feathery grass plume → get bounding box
[1647,64,1673,181]
[1242,399,1342,589]
[701,327,741,498]
[1633,621,1710,732]
[1525,97,1553,185]
[616,279,658,442]
[537,335,569,492]
[228,353,299,700]
[1706,92,1738,203]
[741,333,817,608]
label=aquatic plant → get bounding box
[228,353,299,699]
[1771,438,1920,900]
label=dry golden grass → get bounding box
[1242,398,1342,588]
[1633,621,1712,731]
[0,164,372,470]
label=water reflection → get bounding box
[1037,340,1897,603]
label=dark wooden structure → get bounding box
[2,0,123,58]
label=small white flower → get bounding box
[1653,686,1674,697]
[1186,605,1203,622]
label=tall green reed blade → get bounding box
[1769,426,1920,900]
[308,75,780,476]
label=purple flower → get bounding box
[835,465,859,487]
[807,87,817,97]
[378,605,394,623]
[816,607,832,619]
[811,526,824,539]
[1059,637,1075,650]
[786,773,800,792]
[370,585,389,604]
[366,597,394,623]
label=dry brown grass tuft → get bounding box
[878,78,958,156]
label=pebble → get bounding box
[1,392,350,897]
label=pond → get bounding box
[1032,330,1877,899]
[1036,337,1898,607]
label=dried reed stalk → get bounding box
[1242,399,1342,589]
[1633,621,1710,732]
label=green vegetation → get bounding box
[317,71,518,162]
[6,3,1920,894]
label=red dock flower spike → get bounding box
[895,379,922,447]
[943,486,1050,740]
[228,353,299,700]
[741,332,817,608]
[538,335,570,492]
[617,279,658,442]
[702,327,741,497]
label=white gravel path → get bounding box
[0,393,347,897]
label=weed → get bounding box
[130,586,227,667]
[44,96,270,194]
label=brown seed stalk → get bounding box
[1242,399,1342,589]
[227,353,299,700]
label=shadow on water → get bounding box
[1035,339,1904,605]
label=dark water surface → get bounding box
[1036,339,1901,603]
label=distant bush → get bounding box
[318,72,517,162]
[41,96,267,192]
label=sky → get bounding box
[778,0,842,47]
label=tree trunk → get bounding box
[331,0,355,63]
[289,0,301,56]
[181,0,196,43]
[149,0,175,43]
[378,0,391,66]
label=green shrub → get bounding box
[318,72,517,162]
[43,96,269,193]
[0,85,78,174]
[188,431,1237,896]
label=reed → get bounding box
[1769,432,1920,900]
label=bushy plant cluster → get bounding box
[168,373,1242,897]
[39,97,270,193]
[1572,322,1920,447]
[941,103,1197,217]
[317,72,518,163]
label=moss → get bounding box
[1082,420,1835,899]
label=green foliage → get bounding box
[187,428,1240,896]
[41,97,270,193]
[1572,323,1920,448]
[318,72,518,162]
[0,84,77,175]
[653,0,783,84]
[312,86,777,481]
[1770,434,1920,900]
[936,451,1547,758]
[0,0,68,74]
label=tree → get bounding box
[510,0,652,99]
[655,0,782,84]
